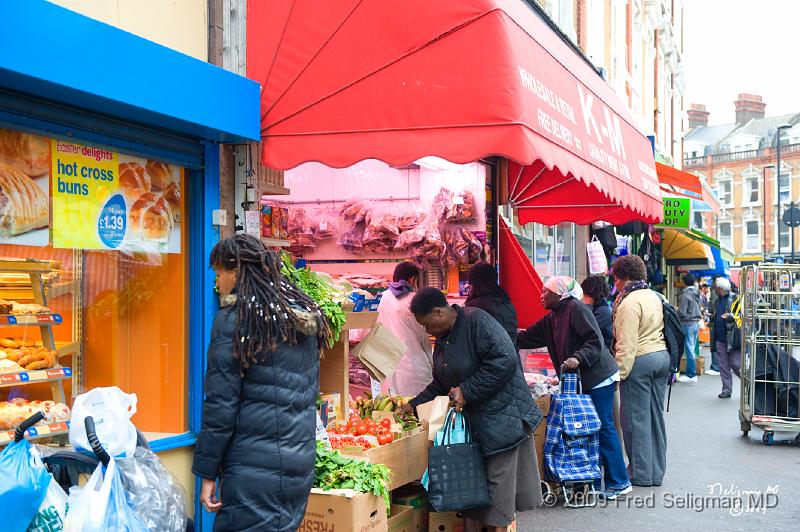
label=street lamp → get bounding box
[763,163,775,260]
[776,123,792,256]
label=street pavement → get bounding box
[517,350,800,531]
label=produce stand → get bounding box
[319,311,378,420]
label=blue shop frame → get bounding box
[1,2,259,528]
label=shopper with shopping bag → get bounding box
[192,235,332,531]
[518,276,630,499]
[398,288,542,532]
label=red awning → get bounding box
[656,162,702,194]
[499,218,547,328]
[248,1,661,223]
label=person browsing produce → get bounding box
[376,261,433,396]
[398,288,542,532]
[192,235,331,531]
[464,262,519,347]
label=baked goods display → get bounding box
[0,129,50,177]
[130,192,174,240]
[0,346,56,370]
[145,160,173,190]
[9,302,52,315]
[119,161,151,197]
[0,299,12,314]
[0,163,49,236]
[0,399,71,431]
[124,159,180,240]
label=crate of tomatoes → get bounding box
[329,404,428,490]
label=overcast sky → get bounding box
[683,0,800,126]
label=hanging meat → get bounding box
[446,190,476,223]
[362,214,401,253]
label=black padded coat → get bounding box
[464,289,519,349]
[409,306,541,456]
[192,307,320,531]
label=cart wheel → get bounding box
[762,432,774,446]
[541,482,558,508]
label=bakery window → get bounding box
[0,125,187,443]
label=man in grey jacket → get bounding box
[678,273,703,382]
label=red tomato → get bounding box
[355,422,369,436]
[380,418,392,428]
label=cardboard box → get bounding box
[533,395,551,479]
[388,505,415,532]
[393,483,429,531]
[429,512,464,532]
[299,489,387,532]
[679,356,705,376]
[429,512,517,532]
[342,427,428,490]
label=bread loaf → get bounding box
[130,192,174,240]
[0,129,50,176]
[119,162,151,197]
[145,160,173,190]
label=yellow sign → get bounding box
[51,140,182,253]
[52,140,119,249]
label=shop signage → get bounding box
[657,197,691,229]
[51,140,182,253]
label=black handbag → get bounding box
[426,408,491,512]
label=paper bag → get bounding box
[415,396,451,441]
[352,322,405,382]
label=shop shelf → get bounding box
[0,367,72,388]
[0,314,63,326]
[55,342,80,359]
[260,183,291,196]
[0,420,70,445]
[261,238,291,248]
[0,280,77,301]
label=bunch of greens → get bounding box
[314,441,391,512]
[280,253,347,348]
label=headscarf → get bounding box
[543,276,583,301]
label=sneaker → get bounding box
[718,391,732,399]
[678,375,698,383]
[706,369,720,376]
[602,485,633,500]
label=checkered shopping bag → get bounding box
[544,372,602,483]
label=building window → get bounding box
[778,172,790,204]
[693,211,705,230]
[745,220,760,252]
[717,180,733,207]
[719,222,733,250]
[744,176,760,204]
[777,219,790,251]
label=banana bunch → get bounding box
[350,393,421,431]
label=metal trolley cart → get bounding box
[738,264,800,445]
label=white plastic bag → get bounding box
[587,236,607,275]
[27,478,68,532]
[69,386,138,459]
[63,460,110,532]
[63,457,147,532]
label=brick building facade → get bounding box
[684,95,800,260]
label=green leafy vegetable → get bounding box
[314,441,392,512]
[281,253,347,348]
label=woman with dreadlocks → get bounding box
[192,235,330,531]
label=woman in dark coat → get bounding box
[398,288,542,531]
[465,262,519,346]
[192,235,330,531]
[581,275,614,351]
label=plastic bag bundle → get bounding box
[117,448,187,532]
[63,457,147,532]
[69,387,138,459]
[0,439,51,532]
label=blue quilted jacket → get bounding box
[192,307,319,531]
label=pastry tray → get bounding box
[0,366,72,387]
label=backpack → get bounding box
[656,293,685,411]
